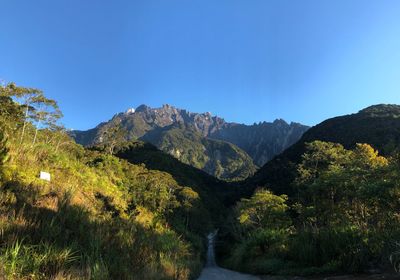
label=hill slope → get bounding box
[247,104,400,195]
[113,140,241,206]
[0,83,230,279]
[140,123,257,181]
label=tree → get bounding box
[0,86,24,133]
[295,141,393,229]
[1,82,62,145]
[350,143,388,169]
[4,83,43,144]
[236,189,290,231]
[297,141,350,185]
[178,187,199,230]
[295,141,352,219]
[100,124,127,154]
[30,95,63,145]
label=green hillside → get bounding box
[0,83,227,280]
[247,104,400,196]
[218,105,400,276]
[220,140,400,275]
[113,140,239,207]
[140,124,257,181]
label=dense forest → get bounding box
[219,141,400,275]
[217,105,400,276]
[1,82,400,279]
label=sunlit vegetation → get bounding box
[248,104,400,198]
[0,83,222,279]
[2,81,400,279]
[220,141,400,275]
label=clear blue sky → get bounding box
[1,0,400,129]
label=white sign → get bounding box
[39,171,51,182]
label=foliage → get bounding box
[249,104,400,197]
[0,82,227,279]
[98,123,127,155]
[113,140,238,210]
[220,189,292,274]
[236,190,290,232]
[1,82,62,145]
[222,141,400,275]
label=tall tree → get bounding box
[178,187,199,230]
[0,85,24,133]
[1,82,62,145]
[100,124,127,154]
[4,83,42,144]
[31,95,63,145]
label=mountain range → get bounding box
[71,104,309,180]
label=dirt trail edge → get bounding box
[197,231,260,280]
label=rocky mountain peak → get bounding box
[71,104,309,178]
[272,119,288,126]
[118,104,228,137]
[135,104,150,112]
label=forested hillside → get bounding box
[220,140,400,276]
[0,83,227,280]
[218,105,400,276]
[140,123,257,181]
[247,104,400,196]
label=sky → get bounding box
[1,0,400,129]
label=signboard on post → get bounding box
[39,171,51,182]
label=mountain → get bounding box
[247,104,400,195]
[72,104,228,145]
[71,104,308,180]
[209,119,308,166]
[140,123,257,181]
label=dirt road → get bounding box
[198,267,260,280]
[197,231,260,280]
[196,232,398,280]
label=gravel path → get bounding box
[196,232,398,280]
[198,267,260,280]
[197,231,260,280]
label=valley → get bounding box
[3,1,400,279]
